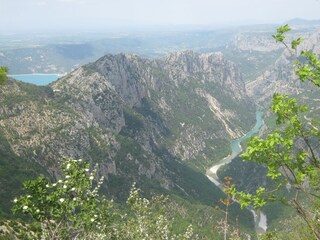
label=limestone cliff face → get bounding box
[232,33,283,52]
[246,30,320,105]
[52,51,254,163]
[0,50,255,200]
[163,51,246,100]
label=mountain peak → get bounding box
[0,50,256,229]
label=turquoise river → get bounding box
[206,110,267,234]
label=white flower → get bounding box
[63,185,67,189]
[85,168,89,172]
[13,198,18,203]
[90,218,95,222]
[52,183,57,187]
[71,187,75,191]
[66,163,71,169]
[65,175,70,179]
[23,206,28,210]
[58,180,63,183]
[46,184,49,188]
[78,159,82,162]
[27,195,31,198]
[36,209,40,213]
[59,198,65,203]
[73,197,77,201]
[89,176,94,180]
[94,214,98,218]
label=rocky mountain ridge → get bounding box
[52,50,255,163]
[0,51,255,221]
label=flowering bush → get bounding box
[12,158,195,240]
[12,158,105,239]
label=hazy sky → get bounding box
[1,0,320,32]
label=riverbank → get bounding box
[206,150,238,178]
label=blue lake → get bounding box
[9,74,61,86]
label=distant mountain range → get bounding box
[287,18,320,26]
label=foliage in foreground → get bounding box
[233,25,320,239]
[10,158,195,240]
[0,66,8,84]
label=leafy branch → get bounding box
[235,25,320,239]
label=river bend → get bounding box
[206,111,267,234]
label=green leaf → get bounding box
[0,66,8,84]
[272,24,292,42]
[277,24,292,34]
[291,38,303,50]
